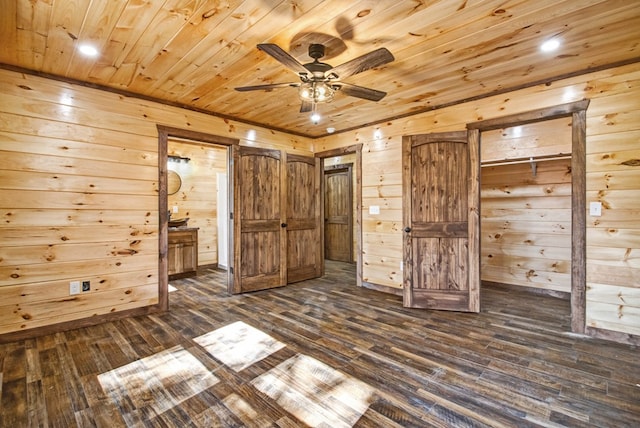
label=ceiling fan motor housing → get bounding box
[308,44,325,59]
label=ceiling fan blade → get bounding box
[300,100,314,113]
[326,47,394,79]
[336,82,387,101]
[235,82,299,92]
[257,43,309,76]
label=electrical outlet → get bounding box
[172,205,179,213]
[82,280,90,292]
[369,205,380,215]
[70,281,80,295]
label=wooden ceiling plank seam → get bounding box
[141,0,248,94]
[41,0,93,76]
[89,0,167,84]
[132,0,248,92]
[345,8,640,114]
[114,0,212,92]
[156,0,345,103]
[67,0,130,79]
[191,0,411,108]
[381,0,614,84]
[0,0,18,64]
[138,0,292,98]
[212,0,624,131]
[15,0,52,70]
[372,0,623,88]
[170,0,410,106]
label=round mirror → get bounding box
[168,170,182,195]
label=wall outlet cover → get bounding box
[70,281,81,295]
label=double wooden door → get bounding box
[231,147,322,294]
[402,130,480,312]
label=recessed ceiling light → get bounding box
[326,127,335,133]
[540,38,560,52]
[78,44,99,57]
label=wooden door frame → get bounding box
[466,99,589,333]
[324,163,354,263]
[157,125,238,310]
[315,145,363,286]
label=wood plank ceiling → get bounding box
[1,0,639,138]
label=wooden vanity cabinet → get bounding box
[168,228,198,279]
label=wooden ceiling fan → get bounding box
[235,43,394,112]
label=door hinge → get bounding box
[229,266,234,274]
[229,212,233,220]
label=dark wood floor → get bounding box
[1,261,639,427]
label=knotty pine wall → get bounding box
[167,139,227,266]
[0,68,313,336]
[481,159,572,292]
[314,62,640,338]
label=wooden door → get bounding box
[232,146,286,293]
[286,154,322,282]
[402,130,480,312]
[324,166,353,262]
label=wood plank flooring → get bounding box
[1,261,639,427]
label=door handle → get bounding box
[404,227,411,233]
[281,223,287,228]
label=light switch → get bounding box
[172,205,179,213]
[369,205,380,215]
[589,201,602,217]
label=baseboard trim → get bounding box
[0,304,165,344]
[585,326,640,346]
[481,280,570,300]
[361,281,403,296]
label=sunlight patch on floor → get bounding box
[194,321,286,372]
[252,354,375,428]
[98,345,219,425]
[168,284,178,292]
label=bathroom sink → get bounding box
[168,217,189,228]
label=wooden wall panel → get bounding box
[481,118,572,162]
[1,60,638,340]
[0,68,312,337]
[167,139,226,266]
[314,62,640,339]
[480,157,572,293]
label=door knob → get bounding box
[404,227,411,232]
[281,223,288,228]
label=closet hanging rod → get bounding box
[480,153,571,168]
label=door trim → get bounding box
[467,99,589,333]
[157,125,238,310]
[315,145,363,286]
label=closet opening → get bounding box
[468,99,589,333]
[480,118,573,301]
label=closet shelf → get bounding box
[481,153,571,168]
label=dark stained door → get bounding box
[402,131,480,312]
[324,165,353,262]
[232,146,286,293]
[286,154,322,282]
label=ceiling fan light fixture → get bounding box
[299,81,334,103]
